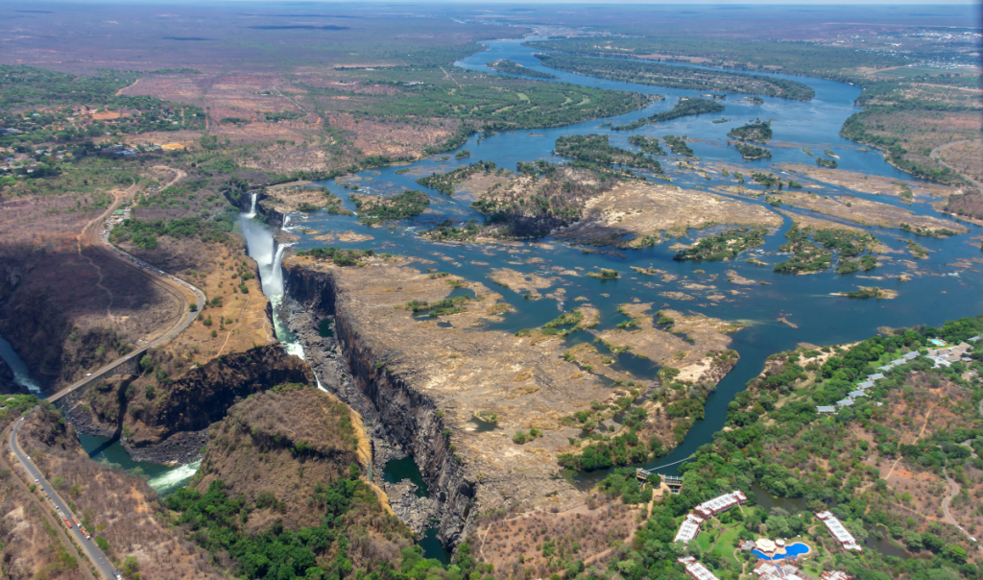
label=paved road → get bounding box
[10,416,119,579]
[48,168,204,404]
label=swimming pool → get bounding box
[752,543,811,560]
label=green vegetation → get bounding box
[627,135,666,155]
[416,160,498,196]
[351,70,648,154]
[586,269,619,280]
[263,111,301,123]
[751,171,782,189]
[774,225,832,274]
[613,97,724,131]
[349,190,430,224]
[295,246,378,267]
[673,228,767,262]
[535,54,814,101]
[165,472,467,580]
[486,59,558,80]
[663,135,693,157]
[421,218,482,242]
[454,149,470,160]
[0,64,205,147]
[844,287,890,300]
[405,296,469,317]
[775,226,878,274]
[554,134,662,173]
[110,210,238,250]
[839,98,972,186]
[733,142,772,160]
[817,157,839,169]
[524,37,905,81]
[727,119,773,143]
[837,254,878,275]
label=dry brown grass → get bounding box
[471,496,639,578]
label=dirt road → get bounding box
[930,140,982,189]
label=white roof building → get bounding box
[816,511,862,551]
[867,373,885,380]
[694,490,748,519]
[816,406,836,414]
[819,571,853,580]
[903,352,919,360]
[836,398,854,407]
[677,557,720,580]
[848,391,866,399]
[857,381,874,389]
[675,513,703,544]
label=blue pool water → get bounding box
[752,543,811,560]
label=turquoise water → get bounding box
[753,543,810,560]
[383,456,430,497]
[77,433,198,496]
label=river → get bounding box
[0,36,978,558]
[283,38,980,478]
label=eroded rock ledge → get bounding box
[280,253,742,549]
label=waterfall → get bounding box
[245,192,257,219]
[0,334,42,394]
[283,215,290,228]
[266,243,291,297]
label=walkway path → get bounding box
[938,391,983,554]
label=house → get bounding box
[903,352,919,360]
[816,511,862,551]
[878,365,893,372]
[816,406,836,414]
[857,381,874,390]
[890,359,906,366]
[867,373,885,381]
[674,513,703,544]
[677,557,720,580]
[848,391,866,399]
[694,490,748,519]
[819,572,853,580]
[969,336,980,342]
[836,398,854,408]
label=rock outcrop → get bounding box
[66,344,313,464]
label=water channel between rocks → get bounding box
[0,37,978,560]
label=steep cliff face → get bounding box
[282,261,478,548]
[68,344,313,463]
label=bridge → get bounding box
[635,454,694,493]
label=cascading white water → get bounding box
[0,334,42,394]
[266,243,291,297]
[245,192,257,219]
